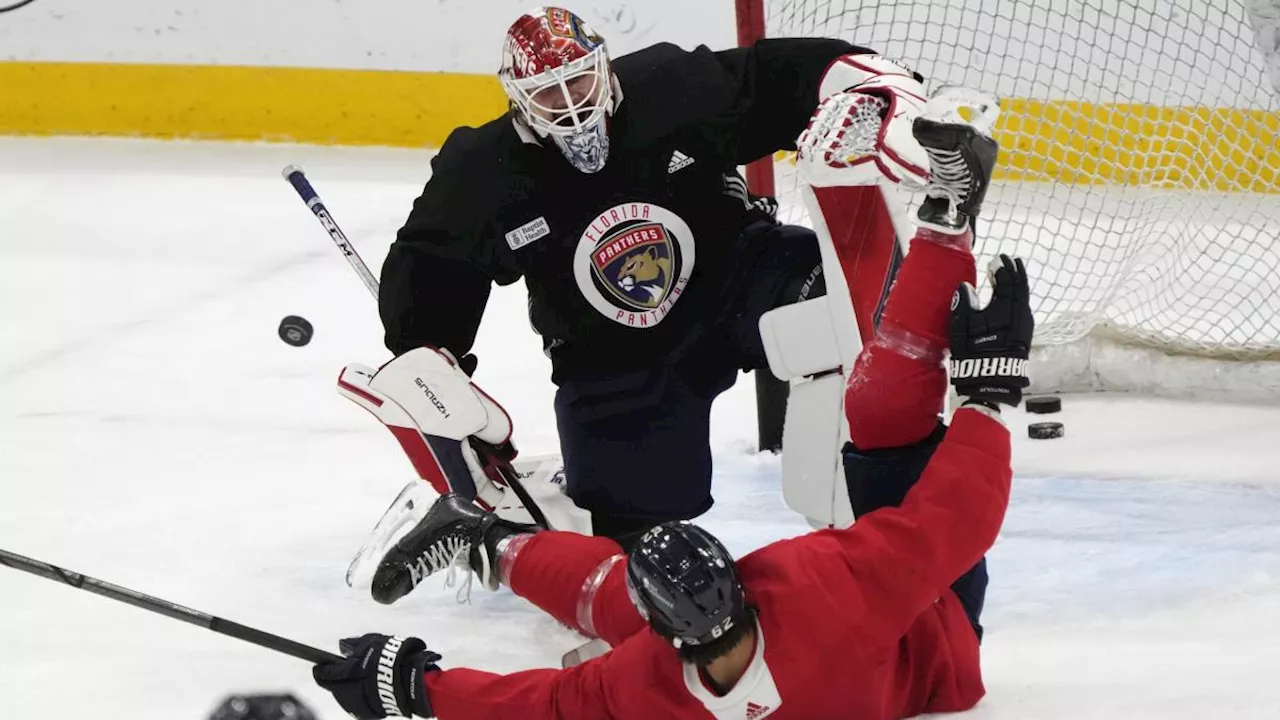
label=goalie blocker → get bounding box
[336,347,591,536]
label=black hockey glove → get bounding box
[313,634,441,719]
[949,254,1034,408]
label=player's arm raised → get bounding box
[826,255,1033,651]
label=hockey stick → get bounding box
[281,165,380,299]
[0,548,343,664]
[280,166,553,530]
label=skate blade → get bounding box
[923,86,1001,138]
[346,480,438,589]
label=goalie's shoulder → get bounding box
[611,41,713,87]
[610,42,739,141]
[433,115,527,180]
[421,115,538,216]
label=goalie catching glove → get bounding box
[949,254,1035,408]
[796,54,930,188]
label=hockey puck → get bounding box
[208,693,317,720]
[278,315,313,347]
[1028,421,1064,440]
[1025,395,1062,414]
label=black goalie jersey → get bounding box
[379,38,869,381]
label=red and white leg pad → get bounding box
[760,183,911,528]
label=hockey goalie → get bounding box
[308,5,1035,719]
[334,5,989,573]
[336,5,970,559]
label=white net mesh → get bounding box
[762,0,1280,384]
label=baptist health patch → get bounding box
[505,216,551,250]
[573,202,695,328]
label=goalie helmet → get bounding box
[499,6,617,173]
[625,521,748,648]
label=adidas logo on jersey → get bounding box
[668,150,695,173]
[746,701,773,719]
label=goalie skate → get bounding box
[369,493,537,604]
[345,453,580,591]
[345,479,436,590]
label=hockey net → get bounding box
[743,0,1280,400]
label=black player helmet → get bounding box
[624,521,747,647]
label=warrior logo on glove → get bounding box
[949,254,1035,407]
[313,633,441,720]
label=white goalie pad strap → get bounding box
[759,297,843,381]
[367,347,512,445]
[780,373,851,528]
[462,443,509,509]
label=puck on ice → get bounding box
[278,315,313,347]
[1028,421,1064,440]
[1025,395,1062,414]
[208,693,317,720]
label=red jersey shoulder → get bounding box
[592,630,708,717]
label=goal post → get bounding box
[741,0,1280,431]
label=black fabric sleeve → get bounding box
[712,38,876,164]
[378,239,492,357]
[378,138,508,357]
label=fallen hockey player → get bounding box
[308,101,1035,719]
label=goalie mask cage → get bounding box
[741,0,1280,447]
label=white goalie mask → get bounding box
[499,7,618,174]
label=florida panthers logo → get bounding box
[574,203,696,327]
[603,225,672,307]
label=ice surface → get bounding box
[2,137,1279,719]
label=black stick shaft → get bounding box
[0,548,343,664]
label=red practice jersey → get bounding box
[421,407,1011,720]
